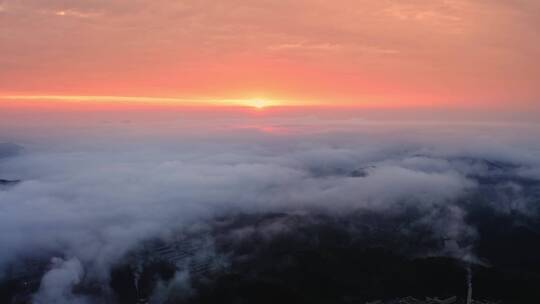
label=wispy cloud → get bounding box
[53,9,102,18]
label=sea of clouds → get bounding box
[1,110,539,303]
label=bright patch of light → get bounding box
[245,98,272,109]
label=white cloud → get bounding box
[0,116,539,301]
[33,257,89,304]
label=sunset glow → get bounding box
[0,0,538,111]
[1,95,285,109]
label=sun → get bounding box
[246,98,271,109]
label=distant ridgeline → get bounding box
[0,179,20,185]
[0,179,20,188]
[0,143,23,190]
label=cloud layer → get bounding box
[1,115,540,302]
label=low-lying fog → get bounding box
[1,107,539,303]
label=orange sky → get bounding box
[0,0,539,109]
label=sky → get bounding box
[1,2,540,301]
[1,0,539,110]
